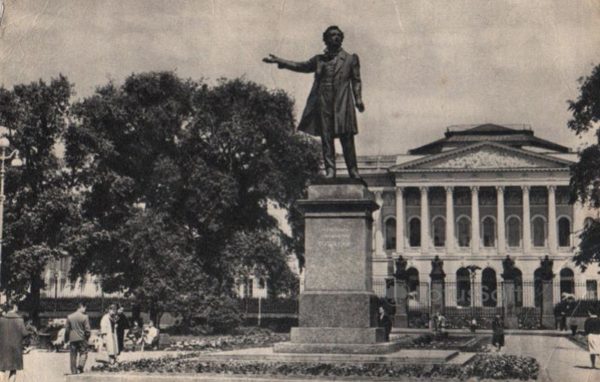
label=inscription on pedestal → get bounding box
[306,218,370,291]
[321,227,353,250]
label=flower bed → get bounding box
[93,354,540,380]
[400,333,490,353]
[165,330,289,352]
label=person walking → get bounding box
[65,301,91,374]
[584,310,600,369]
[0,302,30,382]
[378,306,392,342]
[100,304,119,364]
[115,305,130,355]
[492,314,505,352]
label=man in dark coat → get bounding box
[115,305,130,355]
[66,301,91,374]
[264,25,365,179]
[378,306,393,342]
[0,303,30,382]
[584,310,600,368]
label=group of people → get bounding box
[68,302,160,373]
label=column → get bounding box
[445,186,455,253]
[373,190,384,255]
[522,186,531,253]
[496,186,506,254]
[470,186,480,253]
[547,185,557,254]
[396,187,405,252]
[420,186,429,253]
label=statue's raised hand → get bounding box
[262,54,280,64]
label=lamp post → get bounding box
[466,265,481,320]
[0,132,23,302]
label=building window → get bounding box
[407,267,419,300]
[559,268,574,297]
[587,280,598,300]
[506,216,521,247]
[482,216,496,247]
[584,217,594,229]
[385,218,397,250]
[482,268,497,307]
[514,268,523,307]
[558,217,571,247]
[532,216,546,247]
[457,216,471,247]
[432,216,446,247]
[409,217,421,247]
[456,268,471,307]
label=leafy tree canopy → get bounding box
[66,72,319,321]
[567,63,600,269]
[0,75,80,319]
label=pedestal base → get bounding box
[273,341,403,354]
[393,314,408,328]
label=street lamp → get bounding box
[0,133,23,301]
[466,265,481,321]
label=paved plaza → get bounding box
[9,335,599,382]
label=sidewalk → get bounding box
[504,334,598,382]
[392,327,569,336]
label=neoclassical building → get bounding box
[352,123,599,308]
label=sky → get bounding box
[1,0,599,155]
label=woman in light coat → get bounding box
[100,304,119,363]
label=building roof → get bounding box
[409,124,570,154]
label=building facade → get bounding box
[353,124,599,308]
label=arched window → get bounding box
[532,216,546,247]
[558,217,571,247]
[457,268,471,307]
[482,268,497,307]
[432,216,446,247]
[514,268,523,307]
[385,218,397,250]
[534,268,543,308]
[560,268,575,297]
[506,216,521,247]
[407,267,419,300]
[409,217,421,247]
[482,216,496,247]
[457,216,471,247]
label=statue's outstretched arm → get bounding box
[263,54,317,73]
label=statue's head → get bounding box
[323,25,344,49]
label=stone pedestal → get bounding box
[274,179,399,354]
[393,279,409,328]
[502,280,518,329]
[430,280,445,316]
[541,280,554,329]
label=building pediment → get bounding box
[391,142,572,172]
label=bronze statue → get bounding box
[263,25,365,179]
[502,255,516,280]
[430,255,445,280]
[394,255,408,281]
[540,255,554,281]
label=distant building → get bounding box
[351,123,599,307]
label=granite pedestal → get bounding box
[274,179,399,354]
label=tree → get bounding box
[567,63,600,269]
[0,75,80,321]
[66,72,319,326]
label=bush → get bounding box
[95,353,540,380]
[206,297,244,334]
[554,299,600,317]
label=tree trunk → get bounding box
[29,272,42,326]
[132,302,142,326]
